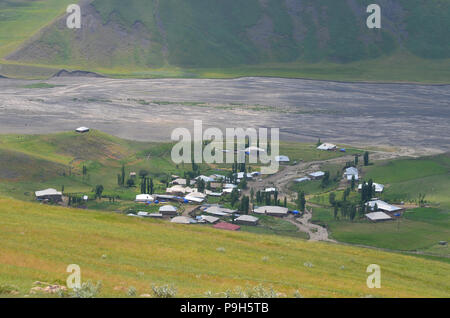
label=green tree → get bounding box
[95,185,104,200]
[364,152,370,166]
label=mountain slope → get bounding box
[1,196,449,297]
[2,0,450,81]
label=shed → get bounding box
[294,177,311,183]
[365,212,392,222]
[75,127,90,133]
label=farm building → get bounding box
[264,187,277,193]
[309,171,325,180]
[213,222,241,231]
[35,188,63,202]
[275,155,290,163]
[147,213,163,218]
[317,143,337,151]
[365,212,392,222]
[75,127,90,133]
[344,167,359,181]
[234,215,259,226]
[366,200,404,214]
[253,206,289,217]
[171,216,196,224]
[159,205,178,216]
[358,183,385,193]
[135,194,154,202]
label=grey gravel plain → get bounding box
[0,77,449,152]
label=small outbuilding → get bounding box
[275,155,290,163]
[309,171,325,180]
[317,143,337,151]
[75,127,90,133]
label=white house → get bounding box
[344,167,359,181]
[135,194,154,202]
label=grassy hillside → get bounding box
[1,0,449,82]
[0,196,449,297]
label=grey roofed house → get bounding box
[137,211,149,217]
[35,188,63,202]
[365,212,392,221]
[253,206,289,216]
[159,205,178,216]
[172,178,196,186]
[234,215,259,226]
[200,215,220,224]
[148,213,163,218]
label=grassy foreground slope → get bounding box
[0,196,449,298]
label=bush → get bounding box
[151,284,177,298]
[0,283,19,295]
[224,285,280,298]
[127,286,137,297]
[69,281,102,298]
